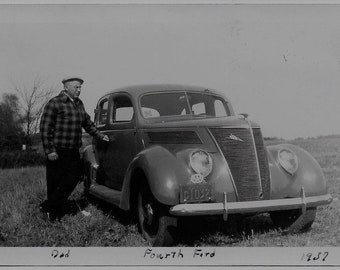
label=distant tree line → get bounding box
[0,93,24,151]
[0,77,56,168]
[12,77,55,150]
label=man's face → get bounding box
[64,81,82,99]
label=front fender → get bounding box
[120,145,192,209]
[267,143,327,199]
[120,144,237,210]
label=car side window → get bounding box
[192,102,206,115]
[214,100,228,117]
[142,107,160,118]
[188,93,230,117]
[98,99,108,125]
[111,95,134,123]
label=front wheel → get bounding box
[137,185,177,246]
[270,207,316,232]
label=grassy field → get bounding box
[0,136,339,247]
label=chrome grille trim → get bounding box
[245,120,263,197]
[206,128,239,201]
[253,128,271,199]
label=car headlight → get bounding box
[189,150,213,178]
[278,148,298,175]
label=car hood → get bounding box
[140,115,261,129]
[141,116,262,154]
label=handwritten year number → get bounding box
[301,251,329,262]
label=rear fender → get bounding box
[266,143,327,199]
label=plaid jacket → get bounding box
[40,90,104,155]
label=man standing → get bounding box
[40,76,108,221]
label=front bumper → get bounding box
[169,187,333,221]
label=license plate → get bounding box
[180,184,213,203]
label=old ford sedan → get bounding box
[82,84,332,246]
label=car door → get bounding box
[97,93,137,191]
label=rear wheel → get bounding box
[137,185,177,246]
[270,207,316,232]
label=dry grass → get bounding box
[0,136,339,247]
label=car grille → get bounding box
[209,128,270,201]
[146,131,202,144]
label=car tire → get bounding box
[270,207,316,232]
[137,185,177,246]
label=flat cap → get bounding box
[62,76,84,84]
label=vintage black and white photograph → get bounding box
[0,1,339,267]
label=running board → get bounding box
[89,182,121,207]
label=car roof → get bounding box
[104,84,229,100]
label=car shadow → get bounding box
[63,198,90,216]
[83,194,135,226]
[176,213,278,246]
[81,195,279,246]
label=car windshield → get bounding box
[140,91,231,119]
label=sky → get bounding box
[1,4,340,139]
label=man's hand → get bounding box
[102,135,110,142]
[47,152,58,161]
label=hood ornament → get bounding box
[228,134,244,142]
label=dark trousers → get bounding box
[43,148,82,218]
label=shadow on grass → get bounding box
[84,193,279,246]
[176,213,278,246]
[84,194,135,226]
